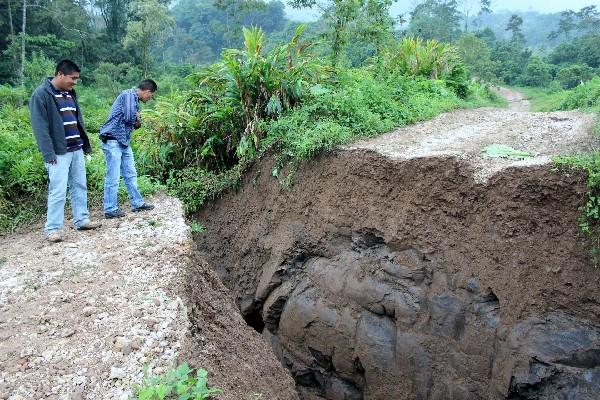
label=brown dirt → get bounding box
[193,106,600,398]
[495,87,531,112]
[0,194,297,400]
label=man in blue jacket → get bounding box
[29,59,101,242]
[100,79,157,219]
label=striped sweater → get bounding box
[49,82,83,152]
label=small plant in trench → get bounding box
[554,152,600,266]
[190,221,206,234]
[552,78,600,266]
[134,363,221,400]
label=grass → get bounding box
[547,77,600,265]
[512,86,568,112]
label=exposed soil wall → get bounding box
[194,150,600,399]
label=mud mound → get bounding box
[194,109,600,399]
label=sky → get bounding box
[285,0,600,21]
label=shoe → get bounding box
[105,209,126,219]
[77,220,102,230]
[132,203,154,212]
[46,231,64,243]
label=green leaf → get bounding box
[176,363,191,378]
[155,384,170,400]
[310,84,330,96]
[482,144,532,160]
[138,387,156,400]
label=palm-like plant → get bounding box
[189,25,323,160]
[380,37,464,81]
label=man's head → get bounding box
[137,79,158,103]
[52,59,81,91]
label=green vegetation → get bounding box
[548,78,600,264]
[134,363,221,400]
[482,144,532,160]
[514,86,568,112]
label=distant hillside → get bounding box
[478,10,563,48]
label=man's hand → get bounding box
[134,111,142,129]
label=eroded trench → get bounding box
[191,151,600,399]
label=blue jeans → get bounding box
[102,140,144,213]
[45,150,89,234]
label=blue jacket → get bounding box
[29,79,91,162]
[100,88,139,147]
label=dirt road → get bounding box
[0,195,296,400]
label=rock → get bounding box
[82,307,95,317]
[69,388,84,400]
[131,339,143,350]
[146,318,158,329]
[109,367,126,380]
[113,337,132,355]
[61,329,76,338]
[122,343,132,356]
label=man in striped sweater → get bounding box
[30,59,101,242]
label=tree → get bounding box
[408,0,462,43]
[460,0,477,32]
[93,0,130,41]
[289,0,393,66]
[548,33,600,68]
[123,0,174,77]
[519,56,553,87]
[548,10,576,40]
[475,0,491,29]
[556,64,595,89]
[456,33,499,81]
[505,14,524,44]
[490,39,530,84]
[19,0,25,84]
[576,5,599,34]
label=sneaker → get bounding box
[77,220,102,230]
[105,209,126,219]
[46,231,63,243]
[132,203,155,212]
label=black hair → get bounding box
[138,79,158,92]
[55,59,81,76]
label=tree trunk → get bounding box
[19,0,26,85]
[8,0,18,80]
[8,0,14,35]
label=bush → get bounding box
[519,56,554,87]
[556,64,597,90]
[23,52,55,90]
[378,37,469,96]
[264,70,464,162]
[0,104,47,231]
[560,77,600,110]
[0,84,29,108]
[91,62,142,99]
[134,363,221,400]
[143,25,323,175]
[166,164,245,214]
